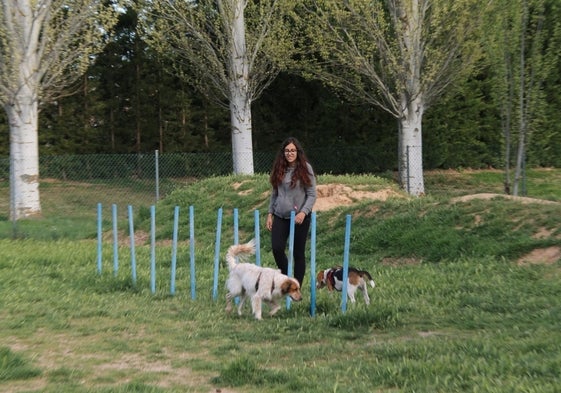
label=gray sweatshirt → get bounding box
[268,162,316,219]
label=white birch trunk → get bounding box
[7,86,42,220]
[6,1,43,220]
[398,95,425,196]
[2,1,117,220]
[228,0,254,175]
[397,0,425,196]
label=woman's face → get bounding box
[284,143,298,165]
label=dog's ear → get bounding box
[280,280,289,295]
[281,279,298,295]
[326,270,335,291]
[316,271,325,288]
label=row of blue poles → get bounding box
[96,203,353,314]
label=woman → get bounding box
[266,137,316,287]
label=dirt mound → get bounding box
[314,184,402,211]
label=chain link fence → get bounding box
[0,147,401,214]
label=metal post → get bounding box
[155,150,160,202]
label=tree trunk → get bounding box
[398,95,425,196]
[229,0,254,175]
[6,87,42,220]
[230,89,254,175]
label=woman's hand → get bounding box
[295,211,306,225]
[266,214,273,231]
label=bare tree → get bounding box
[490,0,556,196]
[0,0,119,220]
[293,0,487,195]
[139,0,295,175]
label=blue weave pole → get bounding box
[189,205,196,300]
[233,208,240,305]
[341,214,352,313]
[212,208,223,301]
[97,203,102,274]
[112,204,119,276]
[128,205,137,285]
[170,206,179,295]
[254,210,261,266]
[309,212,317,317]
[233,208,239,245]
[286,211,296,310]
[150,205,156,294]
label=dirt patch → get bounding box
[452,193,561,205]
[314,184,403,211]
[517,246,561,266]
[4,332,236,393]
[96,352,207,390]
[533,227,556,239]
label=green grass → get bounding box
[0,347,41,381]
[1,169,561,392]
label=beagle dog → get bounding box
[317,266,375,304]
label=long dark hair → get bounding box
[269,137,313,188]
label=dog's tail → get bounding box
[359,270,376,288]
[225,239,256,270]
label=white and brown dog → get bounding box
[225,239,302,320]
[316,266,376,305]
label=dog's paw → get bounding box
[269,305,281,316]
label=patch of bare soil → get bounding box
[4,332,238,393]
[517,246,561,266]
[451,193,561,205]
[314,184,403,211]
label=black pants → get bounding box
[271,214,311,287]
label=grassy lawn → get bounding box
[1,169,561,392]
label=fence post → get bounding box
[155,150,160,202]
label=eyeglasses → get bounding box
[284,149,297,154]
